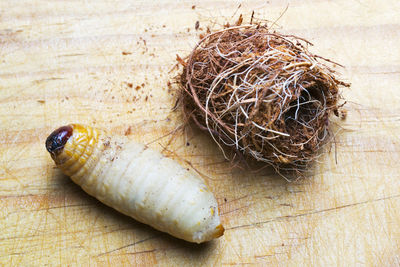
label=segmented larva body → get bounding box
[45,124,224,243]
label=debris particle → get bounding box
[176,54,186,67]
[340,109,347,120]
[236,14,243,26]
[125,126,132,136]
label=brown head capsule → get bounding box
[45,125,73,160]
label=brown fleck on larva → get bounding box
[45,124,224,243]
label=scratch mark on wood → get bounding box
[222,262,255,266]
[220,204,251,216]
[33,203,94,212]
[96,235,159,257]
[57,53,85,57]
[34,77,64,82]
[227,194,400,230]
[221,194,249,205]
[120,248,157,256]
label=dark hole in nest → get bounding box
[179,25,349,176]
[284,86,326,136]
[282,85,331,161]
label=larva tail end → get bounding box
[213,224,225,238]
[46,125,73,159]
[193,223,225,243]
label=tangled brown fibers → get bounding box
[179,25,349,174]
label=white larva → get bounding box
[45,124,224,243]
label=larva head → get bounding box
[46,125,73,160]
[45,124,97,171]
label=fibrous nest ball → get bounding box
[180,25,349,173]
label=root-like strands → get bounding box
[179,24,349,175]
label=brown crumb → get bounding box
[122,51,132,55]
[124,126,132,136]
[236,14,243,26]
[192,5,196,9]
[37,100,45,104]
[195,21,200,30]
[127,83,133,88]
[340,109,347,120]
[176,54,186,67]
[135,85,141,90]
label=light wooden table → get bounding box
[1,0,400,266]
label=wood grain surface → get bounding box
[1,0,400,266]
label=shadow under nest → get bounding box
[179,25,349,177]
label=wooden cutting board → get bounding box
[1,0,400,265]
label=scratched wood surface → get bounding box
[1,0,400,266]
